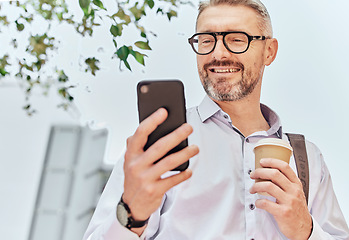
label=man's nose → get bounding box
[211,38,232,60]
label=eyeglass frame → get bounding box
[188,31,269,55]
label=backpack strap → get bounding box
[285,133,309,205]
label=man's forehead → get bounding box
[196,5,260,32]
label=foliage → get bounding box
[0,0,193,115]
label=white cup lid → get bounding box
[254,138,293,152]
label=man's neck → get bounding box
[212,96,270,137]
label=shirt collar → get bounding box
[197,95,283,137]
[260,104,283,138]
[197,95,221,122]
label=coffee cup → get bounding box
[254,138,293,186]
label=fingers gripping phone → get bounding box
[137,80,189,171]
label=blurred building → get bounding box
[28,125,112,240]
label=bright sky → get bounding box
[1,0,349,239]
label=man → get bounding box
[83,0,349,239]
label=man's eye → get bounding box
[227,38,246,44]
[229,38,245,42]
[200,39,214,44]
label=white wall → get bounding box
[0,1,348,239]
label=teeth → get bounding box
[214,68,239,73]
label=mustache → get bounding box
[203,60,245,71]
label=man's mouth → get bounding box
[203,60,244,75]
[209,67,241,73]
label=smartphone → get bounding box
[137,80,189,171]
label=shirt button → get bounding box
[249,204,255,210]
[248,169,252,175]
[223,114,229,119]
[246,138,250,143]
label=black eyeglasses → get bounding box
[188,31,268,55]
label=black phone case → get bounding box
[137,80,189,171]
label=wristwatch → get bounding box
[116,196,149,229]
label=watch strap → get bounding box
[119,197,149,229]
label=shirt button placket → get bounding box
[244,137,257,240]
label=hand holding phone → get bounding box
[121,83,198,230]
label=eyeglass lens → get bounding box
[191,32,249,54]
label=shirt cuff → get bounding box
[103,219,147,240]
[308,216,326,240]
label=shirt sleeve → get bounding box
[103,219,147,240]
[82,153,146,240]
[307,142,349,240]
[309,216,344,240]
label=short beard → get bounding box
[199,60,261,102]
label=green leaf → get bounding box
[112,8,131,24]
[93,0,106,10]
[79,0,92,16]
[116,45,130,61]
[146,0,155,9]
[113,39,117,48]
[134,41,152,50]
[123,60,131,71]
[0,16,10,26]
[58,87,67,98]
[34,59,44,71]
[130,49,146,66]
[28,34,55,57]
[116,46,131,71]
[0,54,10,68]
[23,104,31,110]
[85,57,100,76]
[57,12,64,21]
[156,8,163,14]
[15,20,24,31]
[136,25,145,34]
[110,24,123,37]
[23,103,37,116]
[79,0,91,10]
[58,70,69,82]
[129,3,145,21]
[0,68,9,76]
[167,9,177,21]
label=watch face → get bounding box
[117,204,129,226]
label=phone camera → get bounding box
[140,85,149,94]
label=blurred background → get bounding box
[1,0,349,239]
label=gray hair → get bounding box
[197,0,273,37]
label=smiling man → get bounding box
[194,7,270,103]
[83,1,349,239]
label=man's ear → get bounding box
[264,38,278,66]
